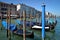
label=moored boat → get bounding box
[13,29,34,38]
[2,21,34,38]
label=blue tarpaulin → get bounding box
[15,20,36,26]
[48,18,55,24]
[9,24,16,31]
[2,21,17,31]
[2,21,8,29]
[16,20,23,24]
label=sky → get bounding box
[0,0,60,16]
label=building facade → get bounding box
[0,2,17,18]
[0,2,54,19]
[17,4,41,18]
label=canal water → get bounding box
[0,18,60,40]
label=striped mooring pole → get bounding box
[42,3,46,40]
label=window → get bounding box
[1,12,6,14]
[1,8,7,11]
[1,3,3,7]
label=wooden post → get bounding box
[20,11,21,20]
[35,14,37,24]
[30,14,32,27]
[1,13,3,30]
[7,10,11,40]
[7,11,9,38]
[23,10,26,40]
[36,14,39,24]
[30,10,32,27]
[35,14,36,25]
[8,9,11,40]
[19,11,22,27]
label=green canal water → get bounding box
[0,18,60,40]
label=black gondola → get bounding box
[2,21,34,38]
[13,29,34,38]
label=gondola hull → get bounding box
[13,29,34,38]
[31,25,55,31]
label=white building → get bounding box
[45,12,53,17]
[17,4,41,18]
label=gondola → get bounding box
[2,21,34,38]
[31,24,55,30]
[15,20,36,26]
[15,19,57,30]
[32,25,49,30]
[13,29,34,38]
[31,20,57,30]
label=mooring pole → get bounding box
[30,10,32,28]
[30,14,31,27]
[36,14,37,24]
[7,11,8,38]
[1,13,3,30]
[42,3,45,40]
[7,10,11,40]
[19,11,21,27]
[8,9,11,40]
[23,10,26,40]
[36,14,39,25]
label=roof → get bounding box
[0,2,16,6]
